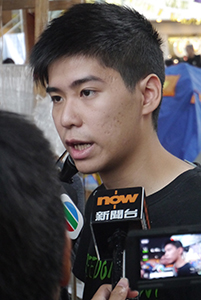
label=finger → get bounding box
[107,278,130,300]
[91,284,112,300]
[127,289,139,299]
[110,278,139,300]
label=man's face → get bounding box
[164,244,181,264]
[48,55,144,178]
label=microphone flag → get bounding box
[90,186,150,260]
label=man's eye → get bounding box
[51,95,62,103]
[81,90,94,97]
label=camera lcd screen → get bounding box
[125,226,201,290]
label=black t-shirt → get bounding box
[73,167,201,300]
[177,263,196,277]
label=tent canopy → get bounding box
[157,62,201,162]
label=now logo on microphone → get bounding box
[97,190,139,209]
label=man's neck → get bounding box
[175,257,187,269]
[100,135,194,196]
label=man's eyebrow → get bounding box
[46,86,60,94]
[46,76,104,94]
[70,75,104,88]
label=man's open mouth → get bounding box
[73,143,91,150]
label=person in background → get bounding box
[184,44,201,68]
[0,110,137,300]
[30,3,201,300]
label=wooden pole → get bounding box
[23,10,34,63]
[34,0,49,43]
[33,0,49,97]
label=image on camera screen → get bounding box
[140,233,201,280]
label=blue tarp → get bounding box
[157,63,201,162]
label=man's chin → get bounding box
[75,164,99,176]
[74,159,104,179]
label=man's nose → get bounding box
[60,99,82,129]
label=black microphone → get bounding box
[57,152,78,183]
[90,187,150,288]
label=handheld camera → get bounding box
[125,225,201,290]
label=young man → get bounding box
[164,240,196,277]
[30,3,201,300]
[0,110,136,300]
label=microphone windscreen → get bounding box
[61,193,84,240]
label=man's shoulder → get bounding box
[147,166,201,226]
[171,163,201,184]
[183,165,201,182]
[168,165,201,194]
[160,165,201,195]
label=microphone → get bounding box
[57,152,78,183]
[90,186,150,288]
[56,152,83,240]
[61,193,84,240]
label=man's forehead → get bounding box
[165,244,175,249]
[48,55,122,87]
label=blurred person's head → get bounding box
[0,110,71,300]
[186,44,195,58]
[164,240,184,265]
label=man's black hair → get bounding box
[30,3,165,130]
[0,110,66,300]
[164,239,183,249]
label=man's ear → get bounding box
[60,231,72,287]
[178,247,183,256]
[139,74,162,115]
